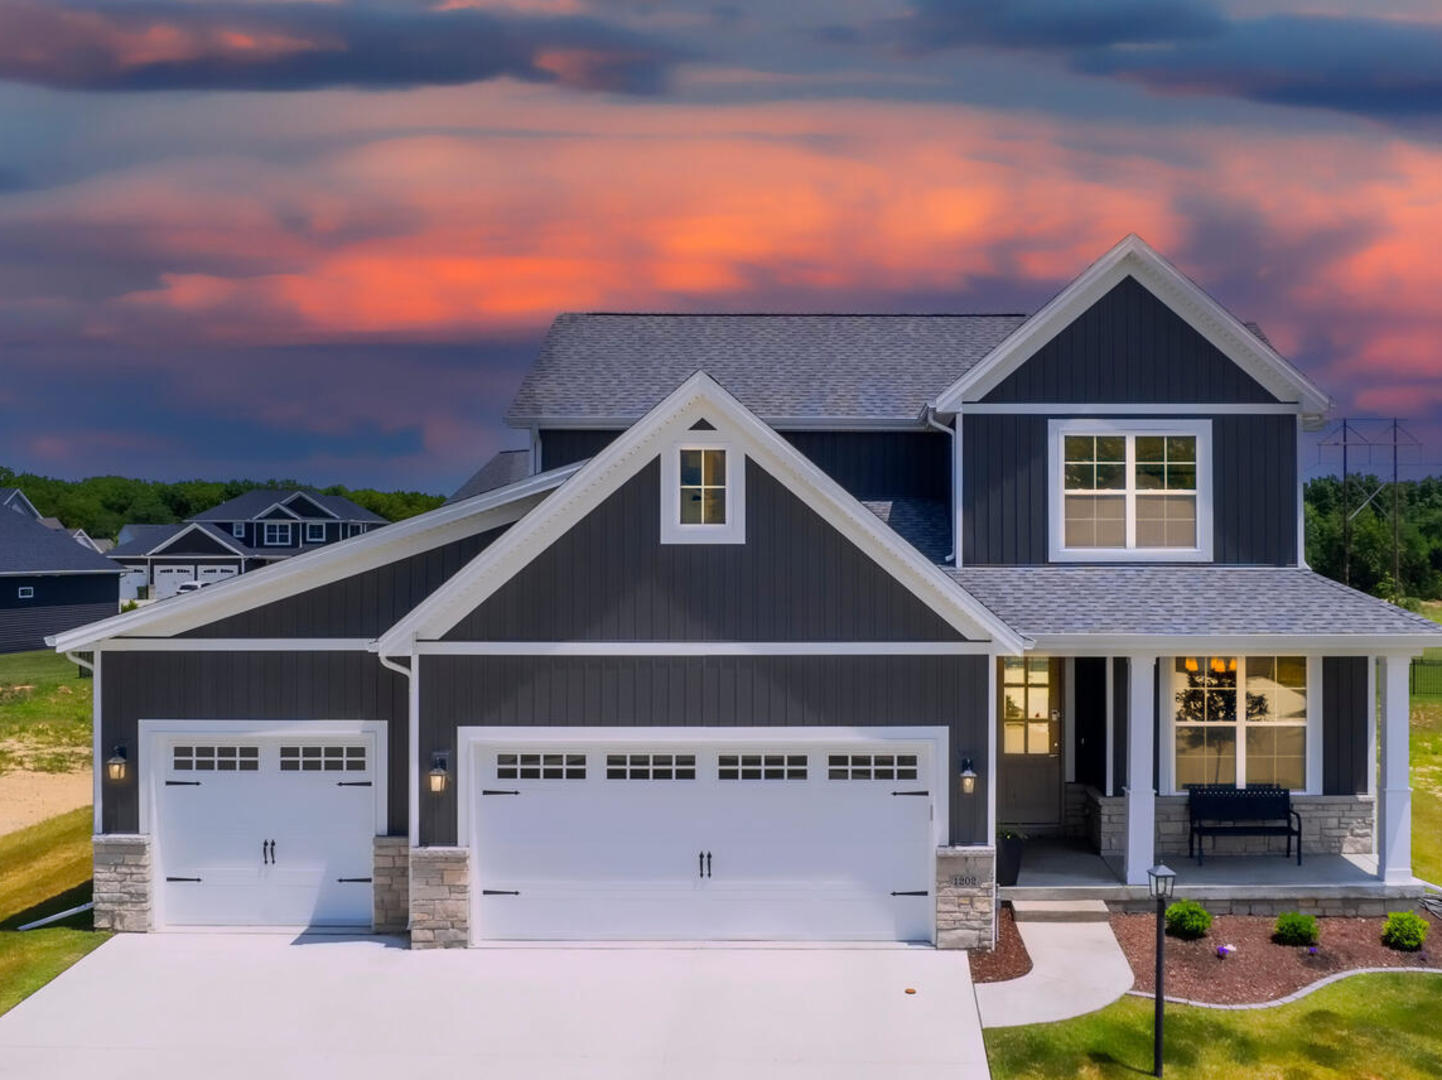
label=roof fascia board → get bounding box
[0,569,123,577]
[1030,633,1437,654]
[961,402,1301,416]
[253,501,302,520]
[48,466,580,652]
[510,416,928,431]
[146,522,249,559]
[281,492,340,519]
[380,373,1026,656]
[933,235,1332,414]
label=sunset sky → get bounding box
[3,0,1442,494]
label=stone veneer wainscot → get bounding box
[409,847,469,949]
[935,846,996,950]
[92,834,152,932]
[373,835,409,934]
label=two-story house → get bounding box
[52,237,1439,949]
[109,489,386,599]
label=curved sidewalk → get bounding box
[975,918,1134,1028]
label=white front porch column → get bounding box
[1377,654,1413,884]
[1124,654,1157,886]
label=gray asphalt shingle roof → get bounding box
[190,489,385,523]
[108,524,186,558]
[506,313,1029,424]
[948,565,1442,639]
[0,508,124,575]
[449,450,533,503]
[861,499,951,563]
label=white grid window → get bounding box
[606,753,697,780]
[174,745,259,772]
[718,754,807,780]
[827,753,918,780]
[1173,656,1308,791]
[16,586,34,599]
[305,522,325,542]
[263,522,292,546]
[280,745,366,772]
[231,522,245,538]
[497,752,586,780]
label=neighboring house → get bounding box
[53,236,1441,950]
[449,449,531,502]
[109,490,386,599]
[0,487,42,520]
[0,499,121,654]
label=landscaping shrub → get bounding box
[1164,899,1213,940]
[1273,912,1320,946]
[1381,911,1429,952]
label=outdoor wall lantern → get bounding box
[958,755,977,797]
[105,745,127,782]
[1147,863,1177,1077]
[427,751,449,795]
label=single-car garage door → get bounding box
[155,735,377,928]
[470,733,940,943]
[152,566,195,599]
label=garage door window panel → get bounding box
[173,745,259,772]
[827,753,918,781]
[606,753,697,780]
[280,745,366,772]
[497,752,586,780]
[718,754,807,780]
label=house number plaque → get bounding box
[949,874,980,888]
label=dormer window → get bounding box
[660,434,745,544]
[263,522,292,547]
[1048,419,1211,562]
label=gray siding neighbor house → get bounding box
[53,236,1440,951]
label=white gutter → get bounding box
[923,406,956,563]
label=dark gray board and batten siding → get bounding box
[541,430,949,503]
[1322,657,1371,796]
[449,459,966,642]
[961,413,1296,566]
[1,573,119,654]
[418,654,989,847]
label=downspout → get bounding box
[374,645,415,930]
[923,406,956,563]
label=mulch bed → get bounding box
[970,903,1033,983]
[1111,910,1442,1004]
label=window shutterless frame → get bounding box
[1047,419,1213,562]
[262,522,292,547]
[305,522,325,543]
[659,433,746,544]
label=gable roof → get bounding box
[0,487,41,520]
[449,449,533,503]
[146,522,249,559]
[932,235,1332,414]
[50,464,583,651]
[0,509,125,576]
[382,372,1026,655]
[108,523,186,558]
[190,489,386,523]
[506,314,1027,427]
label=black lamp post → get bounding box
[1147,863,1177,1078]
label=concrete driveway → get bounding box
[0,934,990,1079]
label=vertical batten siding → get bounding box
[1072,657,1108,789]
[99,651,408,835]
[960,414,1047,565]
[1212,415,1297,565]
[182,528,507,638]
[418,653,989,847]
[1111,657,1129,797]
[981,276,1276,403]
[449,460,965,642]
[1322,656,1370,796]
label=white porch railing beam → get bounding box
[1377,653,1413,884]
[1124,654,1157,886]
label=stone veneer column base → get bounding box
[935,846,996,950]
[409,847,469,949]
[373,836,410,933]
[93,834,152,932]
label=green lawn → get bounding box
[986,972,1442,1079]
[0,649,92,774]
[0,806,109,1015]
[1412,699,1442,886]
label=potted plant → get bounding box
[996,828,1027,887]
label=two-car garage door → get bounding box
[470,735,940,943]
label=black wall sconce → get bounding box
[958,753,977,796]
[105,745,128,782]
[427,751,449,795]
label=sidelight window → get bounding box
[1001,657,1054,756]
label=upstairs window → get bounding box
[231,522,245,539]
[660,433,745,544]
[1049,420,1211,561]
[305,522,325,543]
[262,522,292,546]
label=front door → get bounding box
[998,657,1063,827]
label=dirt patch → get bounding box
[970,904,1033,983]
[1112,911,1442,1004]
[0,770,92,835]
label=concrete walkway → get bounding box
[975,918,1134,1028]
[0,934,992,1080]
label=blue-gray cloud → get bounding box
[0,0,685,95]
[883,1,1442,121]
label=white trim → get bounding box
[412,640,996,657]
[409,658,420,850]
[1377,654,1412,883]
[659,433,746,545]
[48,465,581,651]
[16,585,34,599]
[963,402,1300,416]
[985,654,997,841]
[304,522,326,544]
[380,372,1025,655]
[511,416,930,432]
[1,488,41,519]
[1064,656,1076,784]
[146,522,249,559]
[1104,657,1114,797]
[136,718,388,836]
[1032,634,1434,654]
[252,501,303,521]
[1123,654,1156,886]
[100,638,372,652]
[1047,419,1213,562]
[1366,656,1378,797]
[92,651,102,834]
[1306,655,1323,795]
[953,412,964,567]
[0,569,123,578]
[933,235,1332,413]
[231,522,245,539]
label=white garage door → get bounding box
[152,565,195,599]
[197,566,239,584]
[156,736,377,928]
[471,735,938,943]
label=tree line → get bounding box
[0,466,445,541]
[1305,475,1442,604]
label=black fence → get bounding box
[1412,659,1442,696]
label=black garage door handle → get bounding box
[166,876,202,883]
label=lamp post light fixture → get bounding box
[427,751,449,795]
[1147,863,1177,1078]
[958,756,977,797]
[105,745,127,783]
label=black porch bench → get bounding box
[1187,785,1302,866]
